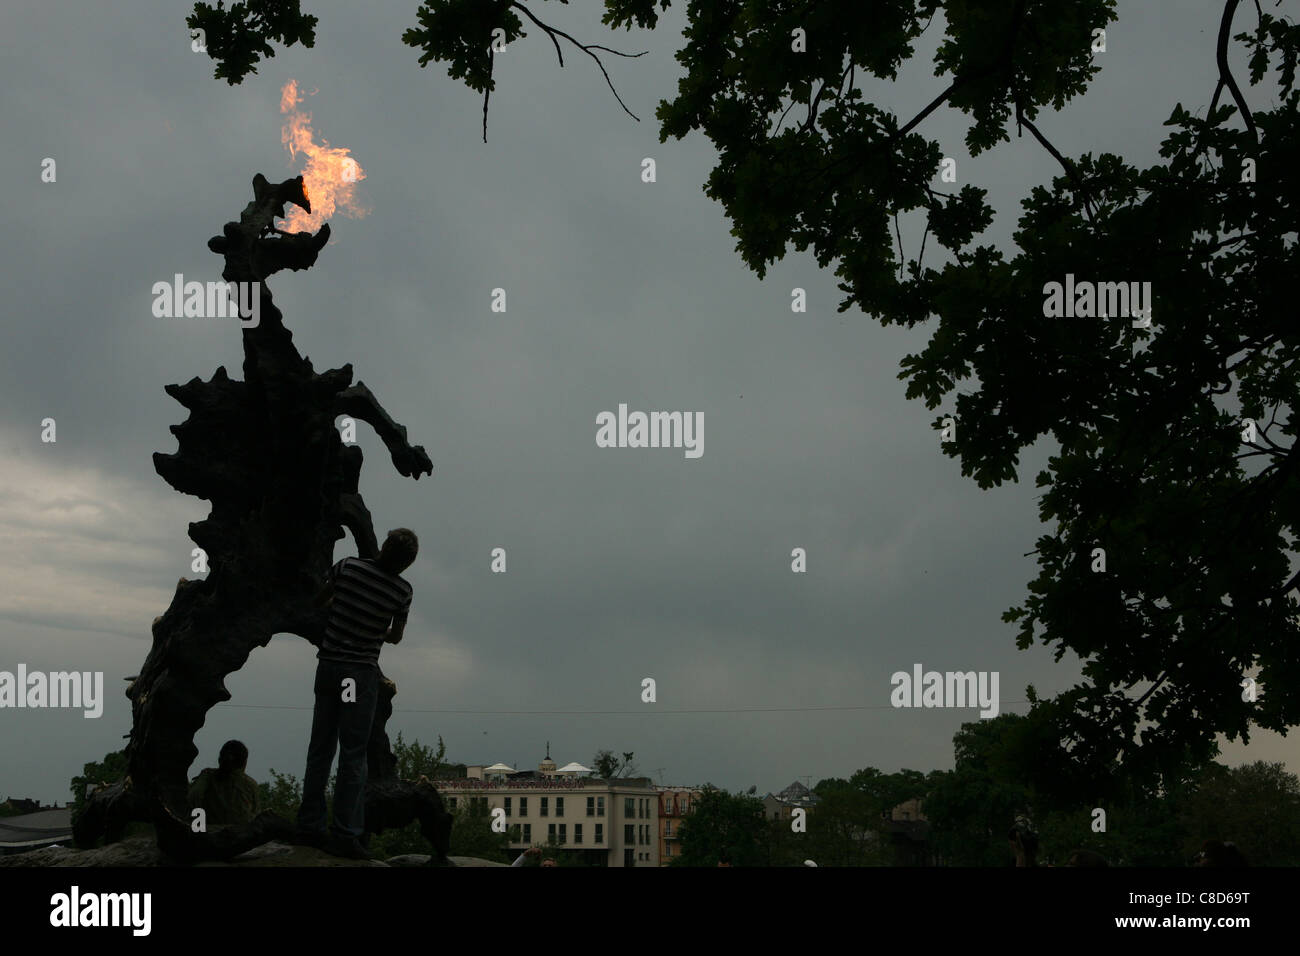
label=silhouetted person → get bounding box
[1009,823,1038,867]
[188,740,259,825]
[297,528,418,859]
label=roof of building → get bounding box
[0,808,73,848]
[765,781,819,807]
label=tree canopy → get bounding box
[671,785,770,865]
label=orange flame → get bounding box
[277,79,367,233]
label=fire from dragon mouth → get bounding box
[277,80,368,233]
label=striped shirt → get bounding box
[319,556,413,667]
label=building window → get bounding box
[559,824,567,844]
[447,797,457,810]
[595,824,604,843]
[624,797,634,818]
[548,823,556,842]
[587,796,595,817]
[523,824,531,844]
[519,797,528,817]
[556,797,564,818]
[665,821,672,837]
[665,844,672,857]
[508,824,521,842]
[540,797,549,817]
[504,797,512,817]
[575,824,583,844]
[597,797,605,817]
[667,797,675,815]
[624,824,634,843]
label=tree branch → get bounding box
[773,96,800,135]
[1276,565,1300,599]
[799,79,832,135]
[812,77,965,182]
[1215,0,1260,144]
[1015,103,1096,225]
[509,1,645,122]
[483,47,493,143]
[893,210,904,274]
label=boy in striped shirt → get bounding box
[297,528,418,858]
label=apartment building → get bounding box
[656,786,702,865]
[440,750,661,867]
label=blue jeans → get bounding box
[298,658,378,839]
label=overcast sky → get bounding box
[0,0,1293,805]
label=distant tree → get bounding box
[922,717,1038,866]
[392,731,446,780]
[843,767,930,817]
[802,783,882,866]
[672,786,769,866]
[1179,760,1300,866]
[448,803,511,863]
[1034,794,1187,867]
[923,714,1202,866]
[70,750,129,824]
[804,768,930,866]
[257,768,305,821]
[592,749,638,779]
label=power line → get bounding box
[217,701,1031,715]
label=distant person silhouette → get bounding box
[297,528,418,859]
[1009,823,1038,867]
[188,740,260,825]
